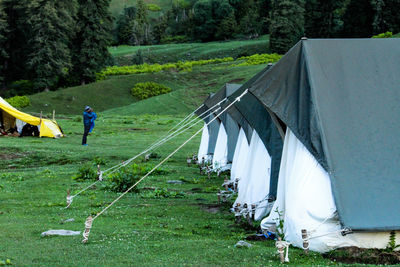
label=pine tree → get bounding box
[269,0,305,54]
[72,0,113,84]
[25,0,74,91]
[372,0,400,34]
[342,0,374,37]
[0,0,9,85]
[304,0,344,38]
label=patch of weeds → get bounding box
[180,177,206,184]
[203,185,220,193]
[38,202,65,207]
[72,116,82,122]
[105,163,169,193]
[72,163,97,181]
[149,152,161,159]
[0,258,12,265]
[93,156,107,166]
[141,188,185,199]
[323,246,400,265]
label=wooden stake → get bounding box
[301,229,309,254]
[82,216,93,243]
[277,237,285,263]
[52,110,55,121]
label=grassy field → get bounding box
[110,36,270,65]
[25,63,265,115]
[1,109,347,266]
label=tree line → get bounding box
[0,0,399,96]
[114,0,400,54]
[0,0,113,96]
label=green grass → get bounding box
[24,64,265,115]
[110,35,270,65]
[393,32,400,38]
[0,110,346,266]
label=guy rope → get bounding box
[66,99,227,208]
[80,89,248,243]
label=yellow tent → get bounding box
[0,96,63,138]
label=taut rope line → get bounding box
[81,89,248,243]
[67,101,225,207]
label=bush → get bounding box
[372,31,393,38]
[72,163,97,181]
[160,35,189,44]
[9,80,35,95]
[106,163,169,192]
[131,82,172,100]
[5,95,30,108]
[147,3,161,11]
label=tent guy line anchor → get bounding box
[80,90,248,243]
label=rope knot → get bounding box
[82,216,93,243]
[276,238,290,263]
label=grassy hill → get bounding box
[25,63,265,116]
[111,35,270,65]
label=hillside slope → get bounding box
[25,64,265,116]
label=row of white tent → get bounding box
[196,39,400,253]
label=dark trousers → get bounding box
[82,124,91,145]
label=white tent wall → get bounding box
[198,123,211,163]
[261,129,400,253]
[212,123,229,171]
[230,128,250,184]
[233,130,272,221]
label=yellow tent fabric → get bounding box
[0,96,63,138]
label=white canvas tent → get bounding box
[232,130,273,220]
[261,129,400,252]
[212,123,229,171]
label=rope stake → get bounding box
[82,216,93,243]
[276,237,290,263]
[66,189,72,209]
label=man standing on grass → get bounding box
[82,106,97,146]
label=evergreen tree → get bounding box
[25,0,74,91]
[269,0,305,54]
[372,0,400,34]
[193,0,235,41]
[216,11,237,40]
[304,0,344,38]
[72,0,113,84]
[116,6,137,44]
[342,0,374,37]
[0,0,9,85]
[2,0,30,83]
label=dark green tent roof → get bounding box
[196,84,243,161]
[195,94,220,155]
[248,38,400,231]
[225,65,284,200]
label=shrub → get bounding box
[9,80,35,95]
[72,163,97,181]
[106,163,169,192]
[5,95,30,108]
[147,3,161,11]
[141,188,185,198]
[131,82,172,100]
[160,35,189,44]
[372,31,393,38]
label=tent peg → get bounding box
[82,216,93,244]
[66,189,72,208]
[97,165,103,181]
[234,178,239,192]
[301,229,309,254]
[224,179,229,191]
[186,157,192,167]
[251,204,256,221]
[144,154,150,162]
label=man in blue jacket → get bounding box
[82,106,97,146]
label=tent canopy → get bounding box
[248,38,400,231]
[0,97,63,138]
[225,66,283,200]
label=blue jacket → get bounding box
[83,111,97,126]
